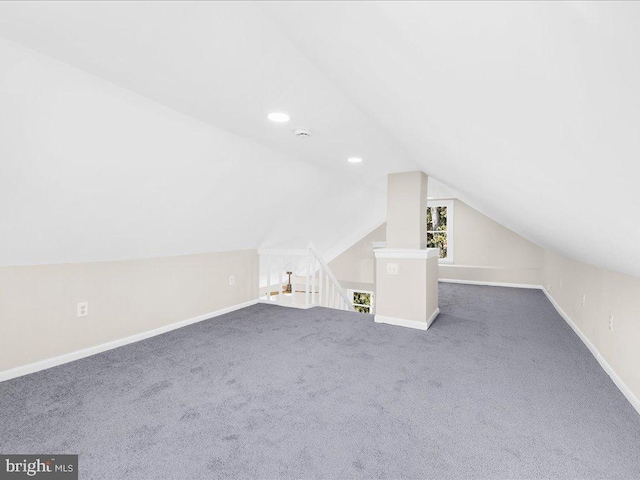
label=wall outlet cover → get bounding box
[77,302,88,317]
[229,275,235,285]
[387,263,399,275]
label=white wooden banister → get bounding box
[306,242,353,310]
[258,243,355,312]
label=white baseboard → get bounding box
[541,288,640,416]
[427,308,440,327]
[439,278,542,289]
[375,308,440,331]
[0,299,259,383]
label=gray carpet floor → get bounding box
[2,283,640,479]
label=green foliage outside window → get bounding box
[426,206,447,231]
[427,206,448,259]
[353,292,371,306]
[352,291,372,314]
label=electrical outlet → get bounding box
[581,294,586,307]
[560,277,563,288]
[77,302,88,317]
[387,263,399,275]
[547,284,552,294]
[229,275,235,286]
[609,315,614,332]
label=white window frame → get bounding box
[427,199,454,264]
[347,289,374,313]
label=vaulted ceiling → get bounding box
[0,2,639,277]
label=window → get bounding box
[348,290,374,314]
[427,199,454,263]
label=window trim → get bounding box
[347,289,374,314]
[427,199,454,264]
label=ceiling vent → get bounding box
[293,128,312,138]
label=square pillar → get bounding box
[375,171,439,329]
[375,249,439,329]
[386,172,428,250]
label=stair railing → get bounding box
[258,242,354,311]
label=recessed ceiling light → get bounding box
[267,112,290,123]
[347,157,363,163]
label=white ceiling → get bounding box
[0,1,639,277]
[0,1,417,185]
[0,35,391,266]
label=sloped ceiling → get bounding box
[0,2,639,277]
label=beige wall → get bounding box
[375,255,439,326]
[543,250,640,408]
[330,199,543,287]
[441,199,543,285]
[0,249,258,373]
[386,172,428,250]
[328,224,385,292]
